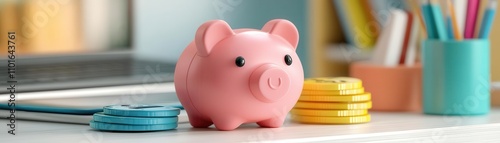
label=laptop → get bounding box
[0,0,178,110]
[0,52,177,107]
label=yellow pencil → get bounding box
[411,0,428,38]
[447,0,462,40]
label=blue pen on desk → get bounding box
[479,0,497,39]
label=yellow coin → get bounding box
[291,109,368,117]
[294,101,372,110]
[301,88,365,96]
[291,114,371,124]
[299,92,371,102]
[303,77,362,90]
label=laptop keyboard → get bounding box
[0,59,175,86]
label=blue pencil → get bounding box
[446,17,455,39]
[429,0,448,41]
[479,0,497,39]
[421,0,438,39]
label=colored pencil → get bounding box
[446,0,462,40]
[474,0,490,38]
[479,0,497,39]
[421,0,438,39]
[453,0,467,37]
[430,0,449,40]
[464,0,479,39]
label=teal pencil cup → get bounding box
[422,40,490,115]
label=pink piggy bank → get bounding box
[174,19,304,131]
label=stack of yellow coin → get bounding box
[291,77,372,124]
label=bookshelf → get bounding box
[308,0,350,77]
[308,0,500,79]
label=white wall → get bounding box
[133,0,220,62]
[132,0,309,75]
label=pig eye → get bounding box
[284,54,292,66]
[235,56,245,67]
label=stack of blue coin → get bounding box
[90,105,181,132]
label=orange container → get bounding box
[349,62,422,112]
[492,89,500,106]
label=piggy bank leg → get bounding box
[188,114,213,128]
[212,117,242,131]
[257,116,286,128]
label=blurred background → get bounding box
[2,0,500,128]
[1,0,500,105]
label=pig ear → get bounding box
[195,20,234,57]
[262,19,299,50]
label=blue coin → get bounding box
[93,112,178,125]
[103,105,180,117]
[90,120,177,132]
[171,104,184,110]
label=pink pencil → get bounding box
[465,0,479,39]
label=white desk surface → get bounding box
[2,108,500,143]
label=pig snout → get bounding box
[249,64,291,103]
